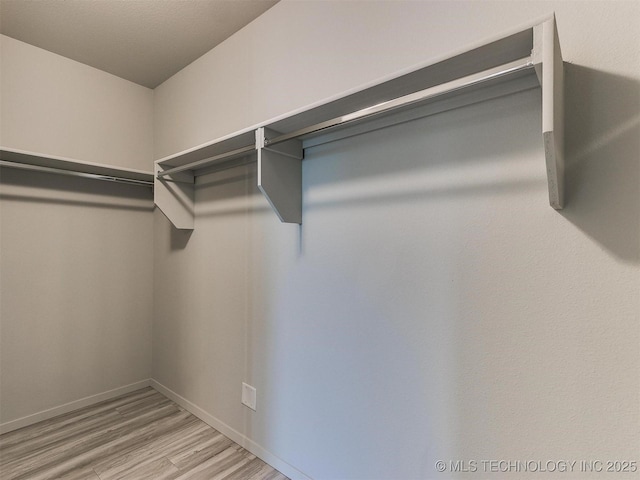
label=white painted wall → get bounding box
[0,37,154,429]
[153,1,639,478]
[0,171,154,428]
[1,35,154,171]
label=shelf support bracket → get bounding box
[256,127,304,224]
[154,164,195,230]
[533,15,565,209]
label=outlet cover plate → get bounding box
[242,382,256,411]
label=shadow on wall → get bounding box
[165,88,547,229]
[302,87,545,187]
[0,168,154,211]
[164,66,640,265]
[562,64,640,264]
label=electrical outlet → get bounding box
[241,382,256,411]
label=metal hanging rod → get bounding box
[0,160,154,188]
[156,57,534,180]
[157,145,255,179]
[200,156,258,176]
[265,57,534,147]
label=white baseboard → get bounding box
[0,379,151,435]
[150,378,312,480]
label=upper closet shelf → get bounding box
[0,147,154,188]
[155,15,564,230]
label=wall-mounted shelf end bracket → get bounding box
[533,15,565,210]
[256,127,304,224]
[154,164,195,230]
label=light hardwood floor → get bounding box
[0,387,289,480]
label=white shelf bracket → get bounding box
[533,16,565,209]
[256,127,304,224]
[154,164,195,230]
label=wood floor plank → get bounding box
[0,388,289,480]
[104,456,181,480]
[228,458,289,480]
[115,392,173,417]
[224,457,277,480]
[173,445,252,480]
[3,405,184,479]
[0,388,158,451]
[35,409,195,480]
[3,406,186,479]
[167,430,235,472]
[0,409,124,465]
[55,465,102,480]
[92,417,207,478]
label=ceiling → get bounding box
[0,0,279,89]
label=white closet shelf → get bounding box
[0,147,155,188]
[155,15,564,230]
